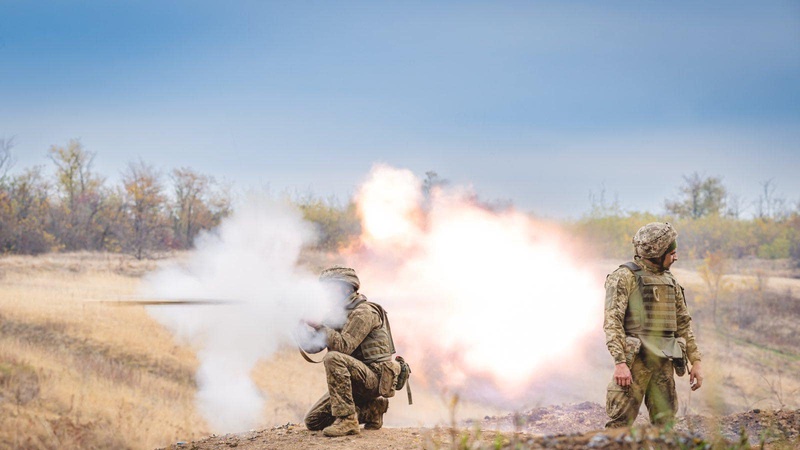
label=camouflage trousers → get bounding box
[304,351,380,431]
[605,350,677,428]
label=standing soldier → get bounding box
[604,222,704,428]
[304,267,401,437]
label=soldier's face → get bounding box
[663,249,678,269]
[322,281,354,303]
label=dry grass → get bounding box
[0,253,206,449]
[0,252,498,449]
[2,253,798,449]
[670,263,800,417]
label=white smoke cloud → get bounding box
[142,196,331,432]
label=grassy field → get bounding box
[0,253,798,449]
[671,264,800,416]
[0,253,497,449]
[0,253,206,449]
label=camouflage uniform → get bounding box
[304,299,388,430]
[604,224,702,428]
[304,267,397,434]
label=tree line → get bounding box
[2,139,798,264]
[0,138,231,258]
[575,173,800,262]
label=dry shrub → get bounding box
[48,416,132,450]
[0,358,40,405]
[720,282,800,350]
[0,413,131,450]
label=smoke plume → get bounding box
[144,166,609,432]
[142,197,331,432]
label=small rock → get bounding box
[587,434,610,448]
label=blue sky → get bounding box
[2,1,799,217]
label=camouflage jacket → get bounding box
[604,256,702,365]
[324,301,383,360]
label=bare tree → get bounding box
[170,167,220,249]
[665,172,727,219]
[422,171,448,197]
[588,182,622,217]
[48,140,100,210]
[724,193,744,219]
[0,166,55,254]
[754,179,789,220]
[122,160,167,259]
[0,136,17,185]
[48,140,109,250]
[422,170,449,212]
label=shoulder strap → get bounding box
[298,347,325,364]
[365,302,397,355]
[620,261,641,272]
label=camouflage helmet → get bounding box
[319,266,360,292]
[633,222,678,258]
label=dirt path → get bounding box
[671,267,800,297]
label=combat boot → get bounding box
[322,413,360,437]
[363,397,389,430]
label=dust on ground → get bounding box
[161,404,800,450]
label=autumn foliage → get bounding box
[1,141,798,264]
[574,172,800,263]
[0,140,231,258]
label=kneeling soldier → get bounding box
[304,267,400,437]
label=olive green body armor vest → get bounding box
[621,262,678,335]
[350,301,396,365]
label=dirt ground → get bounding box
[159,405,800,450]
[161,426,503,450]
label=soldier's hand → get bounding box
[614,362,632,387]
[305,320,323,331]
[689,361,703,391]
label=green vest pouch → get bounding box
[624,336,642,368]
[378,360,401,397]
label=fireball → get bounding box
[352,165,603,399]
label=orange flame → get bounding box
[349,165,604,401]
